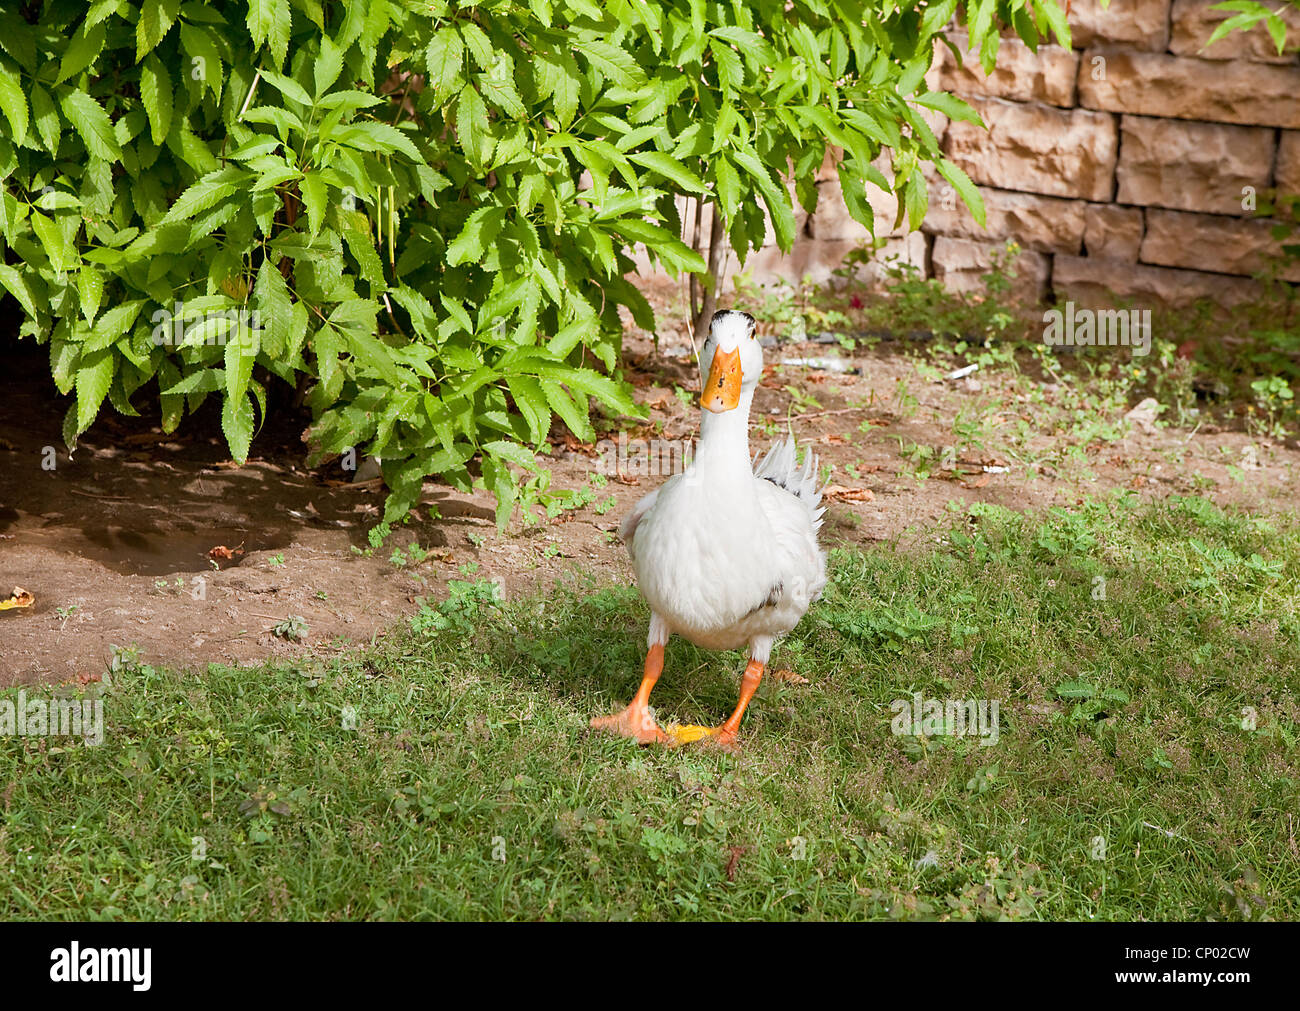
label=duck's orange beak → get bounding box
[701,346,742,413]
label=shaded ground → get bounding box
[2,276,1298,684]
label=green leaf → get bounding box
[161,166,244,224]
[85,299,145,352]
[733,148,795,251]
[551,55,579,127]
[459,21,494,71]
[936,158,985,228]
[447,206,506,267]
[57,21,107,85]
[316,89,384,112]
[162,369,226,396]
[314,36,344,96]
[913,91,983,127]
[904,166,929,232]
[31,212,74,273]
[505,374,550,443]
[713,157,741,221]
[581,39,644,87]
[140,54,173,145]
[224,319,258,404]
[261,69,313,108]
[426,27,464,100]
[78,267,104,324]
[136,0,179,61]
[59,90,120,161]
[222,392,255,463]
[454,87,492,168]
[540,379,593,441]
[248,0,292,68]
[343,227,385,286]
[179,23,223,101]
[335,120,424,162]
[629,150,705,194]
[0,263,42,318]
[29,83,59,154]
[483,439,537,470]
[254,256,293,356]
[0,64,28,145]
[300,172,327,237]
[75,348,115,433]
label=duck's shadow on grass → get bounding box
[483,584,776,726]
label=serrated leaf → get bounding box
[78,267,104,324]
[248,0,292,68]
[539,378,593,441]
[454,86,492,169]
[140,54,173,145]
[254,256,293,356]
[136,0,179,61]
[483,439,537,470]
[552,55,579,127]
[336,120,423,162]
[581,39,644,87]
[447,205,505,267]
[75,348,115,433]
[936,158,985,228]
[732,148,795,251]
[221,391,255,463]
[29,83,59,154]
[343,227,385,285]
[31,212,73,273]
[179,23,223,101]
[713,156,741,220]
[913,91,982,127]
[629,149,704,194]
[0,65,28,145]
[85,299,145,352]
[57,21,107,85]
[314,36,344,96]
[300,172,327,237]
[161,369,226,396]
[224,320,258,404]
[459,21,493,70]
[59,89,120,161]
[261,69,313,108]
[426,28,464,101]
[0,262,41,318]
[161,166,243,223]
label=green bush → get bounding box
[0,0,1068,525]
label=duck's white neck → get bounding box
[693,389,754,479]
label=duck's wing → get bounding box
[751,437,829,613]
[753,436,825,534]
[618,486,661,564]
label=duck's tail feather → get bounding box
[753,436,825,532]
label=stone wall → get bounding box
[735,0,1300,309]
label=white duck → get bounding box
[591,309,827,749]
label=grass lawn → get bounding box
[2,493,1297,920]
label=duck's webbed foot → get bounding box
[590,643,668,745]
[589,704,668,744]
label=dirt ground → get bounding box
[2,275,1298,685]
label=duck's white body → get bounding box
[622,435,826,657]
[592,309,826,748]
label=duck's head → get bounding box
[700,309,761,413]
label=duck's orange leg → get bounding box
[711,658,765,750]
[671,657,766,750]
[590,643,669,744]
